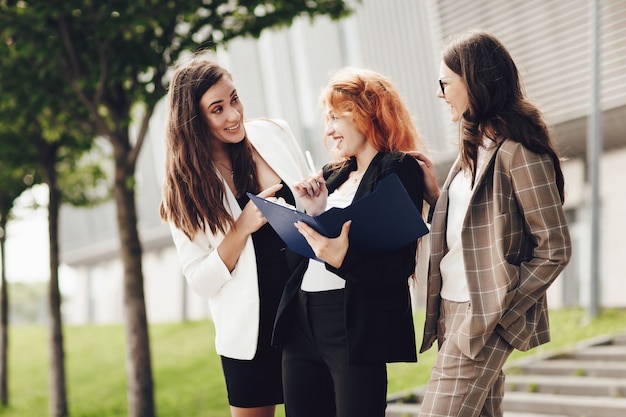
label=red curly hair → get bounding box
[320,67,422,157]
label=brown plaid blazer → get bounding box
[419,139,572,359]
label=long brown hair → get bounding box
[159,59,258,239]
[443,30,565,202]
[320,67,422,160]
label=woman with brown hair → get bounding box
[414,30,572,417]
[160,59,308,417]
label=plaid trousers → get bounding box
[418,300,514,417]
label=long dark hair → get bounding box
[443,30,565,202]
[159,59,258,239]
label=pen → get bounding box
[305,150,316,175]
[305,150,321,187]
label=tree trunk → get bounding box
[113,149,155,417]
[0,216,9,407]
[45,158,68,417]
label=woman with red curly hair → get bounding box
[272,67,427,417]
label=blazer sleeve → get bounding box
[499,143,572,329]
[326,156,425,288]
[169,223,234,298]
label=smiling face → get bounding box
[199,77,245,148]
[437,61,469,123]
[325,109,371,159]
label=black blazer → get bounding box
[272,152,424,364]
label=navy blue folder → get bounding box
[247,173,429,261]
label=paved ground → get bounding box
[386,333,626,417]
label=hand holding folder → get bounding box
[248,174,429,261]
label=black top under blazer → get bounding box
[272,152,424,364]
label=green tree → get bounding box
[0,102,108,417]
[0,152,36,409]
[34,134,107,417]
[0,1,355,416]
[0,86,40,409]
[0,34,108,417]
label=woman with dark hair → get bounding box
[159,59,308,417]
[414,30,572,417]
[272,67,426,417]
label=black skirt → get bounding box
[221,182,294,407]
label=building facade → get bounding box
[58,0,626,324]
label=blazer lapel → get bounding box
[468,142,501,200]
[434,156,462,221]
[326,158,357,193]
[429,157,461,263]
[442,157,462,192]
[217,170,241,217]
[354,153,385,200]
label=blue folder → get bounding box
[247,174,429,261]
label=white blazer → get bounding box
[169,118,309,359]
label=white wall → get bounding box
[599,148,626,307]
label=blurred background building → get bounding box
[53,0,626,324]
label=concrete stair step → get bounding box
[386,334,626,416]
[550,345,626,362]
[505,374,626,397]
[386,401,571,417]
[613,334,626,345]
[503,414,570,417]
[503,392,626,417]
[565,344,626,361]
[502,414,570,417]
[516,359,626,378]
[385,402,419,417]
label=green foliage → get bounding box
[0,164,36,227]
[0,0,357,140]
[0,4,107,211]
[0,92,40,224]
[1,308,624,416]
[56,144,112,207]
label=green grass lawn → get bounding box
[3,307,626,416]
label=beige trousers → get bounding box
[418,300,514,417]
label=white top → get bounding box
[300,184,356,292]
[440,168,473,301]
[440,140,494,302]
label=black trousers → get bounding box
[282,289,387,417]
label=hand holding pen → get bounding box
[294,151,327,215]
[295,150,350,266]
